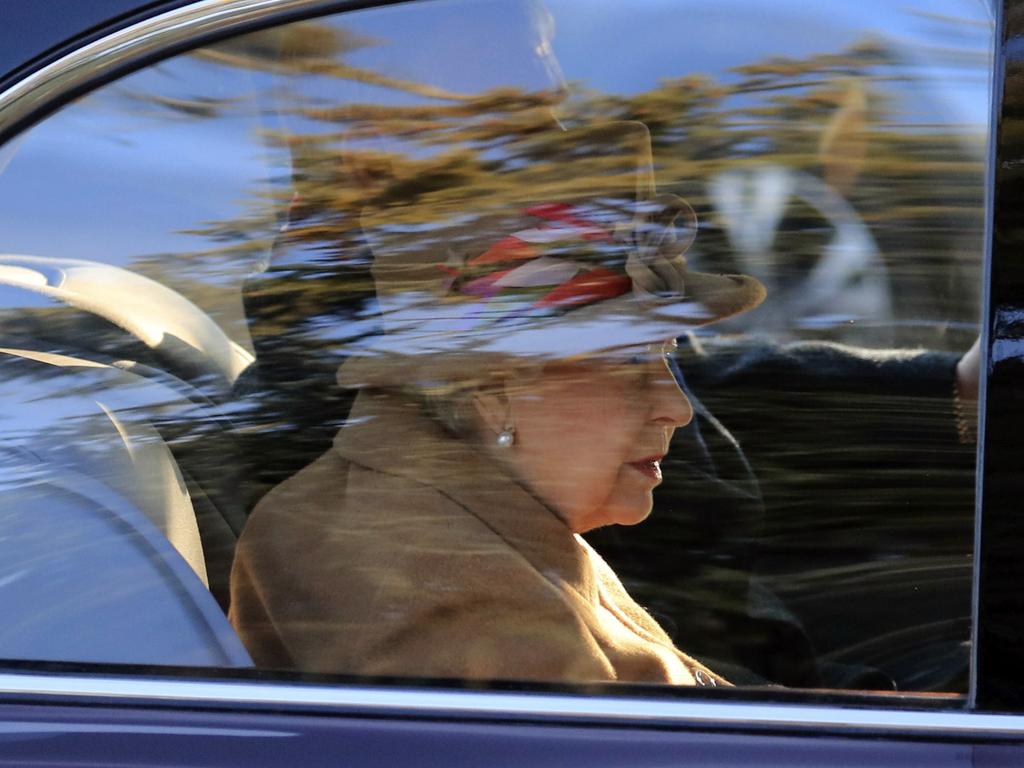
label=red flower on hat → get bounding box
[436,203,631,314]
[524,203,612,242]
[468,236,538,266]
[534,268,632,308]
[461,268,514,298]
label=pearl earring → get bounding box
[496,427,515,448]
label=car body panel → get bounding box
[0,708,997,768]
[2,1,187,86]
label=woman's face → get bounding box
[500,340,693,533]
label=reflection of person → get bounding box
[229,195,765,685]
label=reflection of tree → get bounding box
[127,22,981,497]
[8,17,984,519]
[180,30,982,320]
[3,17,984,687]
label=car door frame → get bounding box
[0,0,1021,758]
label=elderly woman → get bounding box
[228,174,766,686]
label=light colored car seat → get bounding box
[0,347,251,667]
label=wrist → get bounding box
[953,374,978,445]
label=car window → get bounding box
[0,0,991,697]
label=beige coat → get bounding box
[229,390,725,686]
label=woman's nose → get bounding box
[649,359,694,427]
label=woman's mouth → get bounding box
[627,456,663,481]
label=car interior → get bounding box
[0,0,989,698]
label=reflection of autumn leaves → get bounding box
[281,86,977,241]
[223,36,979,477]
[157,22,984,256]
[172,28,984,336]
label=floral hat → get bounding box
[333,118,761,391]
[337,192,765,388]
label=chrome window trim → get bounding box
[0,0,352,134]
[0,673,1015,738]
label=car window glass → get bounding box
[0,0,991,696]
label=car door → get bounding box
[0,0,1021,764]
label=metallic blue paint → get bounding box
[1,1,190,85]
[0,700,995,767]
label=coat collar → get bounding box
[333,390,597,603]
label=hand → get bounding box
[956,337,981,403]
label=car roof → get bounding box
[1,0,193,89]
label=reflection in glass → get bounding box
[0,0,987,690]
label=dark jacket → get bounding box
[588,339,975,690]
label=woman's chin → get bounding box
[580,496,654,532]
[612,503,655,527]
